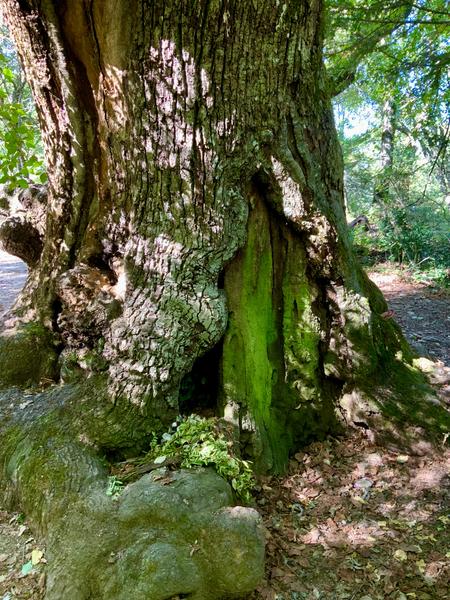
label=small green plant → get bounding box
[106,475,124,499]
[145,415,255,502]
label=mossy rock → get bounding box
[0,324,58,388]
[45,469,265,600]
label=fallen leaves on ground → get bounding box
[249,431,449,600]
[0,514,45,599]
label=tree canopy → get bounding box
[0,25,45,190]
[326,0,449,283]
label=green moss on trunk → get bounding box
[221,191,339,472]
[221,191,288,472]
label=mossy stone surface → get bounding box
[47,469,264,600]
[0,324,58,389]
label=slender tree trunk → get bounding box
[0,2,448,598]
[421,126,450,202]
[397,122,449,200]
[374,95,396,206]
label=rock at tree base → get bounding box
[47,469,265,600]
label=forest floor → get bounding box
[0,258,449,600]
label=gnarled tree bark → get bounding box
[0,1,448,598]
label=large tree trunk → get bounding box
[0,1,448,598]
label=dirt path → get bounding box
[370,269,450,408]
[0,263,449,599]
[0,250,27,320]
[369,270,450,366]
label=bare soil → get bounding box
[369,269,450,367]
[0,261,448,599]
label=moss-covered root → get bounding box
[330,285,450,445]
[339,361,450,450]
[47,470,264,600]
[0,323,58,389]
[0,387,264,600]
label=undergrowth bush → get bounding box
[351,204,450,287]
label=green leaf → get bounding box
[2,67,14,82]
[21,560,33,576]
[153,455,167,464]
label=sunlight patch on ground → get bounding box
[250,432,450,599]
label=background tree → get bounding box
[0,1,448,598]
[0,25,45,189]
[327,0,450,280]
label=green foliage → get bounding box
[325,0,416,95]
[351,204,450,287]
[346,143,450,284]
[409,265,449,288]
[0,28,46,189]
[146,415,255,502]
[106,475,124,498]
[326,0,449,103]
[327,1,449,286]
